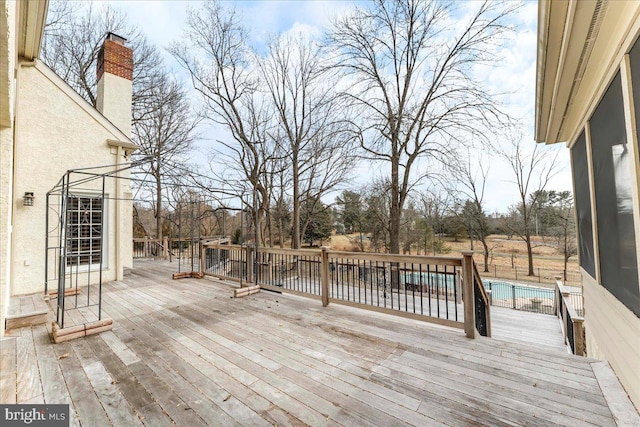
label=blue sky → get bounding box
[99,0,571,212]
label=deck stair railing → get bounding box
[555,277,585,356]
[133,237,175,259]
[469,254,491,337]
[201,243,491,339]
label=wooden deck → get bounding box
[490,306,568,353]
[1,259,639,426]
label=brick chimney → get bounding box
[96,32,133,137]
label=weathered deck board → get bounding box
[71,337,144,426]
[31,324,81,427]
[196,289,613,422]
[0,337,17,404]
[84,335,173,427]
[16,327,43,403]
[1,259,637,427]
[52,341,112,426]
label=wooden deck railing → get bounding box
[133,238,169,259]
[133,237,228,260]
[202,243,491,339]
[555,276,585,356]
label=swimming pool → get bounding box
[484,280,554,301]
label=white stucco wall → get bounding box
[97,73,132,137]
[583,272,640,410]
[0,0,17,338]
[11,61,132,295]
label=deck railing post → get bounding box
[320,246,330,307]
[163,236,169,258]
[554,276,562,316]
[246,245,254,285]
[200,241,205,273]
[461,251,475,339]
[573,317,585,356]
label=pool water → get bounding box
[484,280,554,301]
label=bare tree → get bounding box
[42,1,164,117]
[259,34,356,248]
[132,73,198,240]
[327,0,515,254]
[171,1,273,245]
[363,178,392,253]
[43,0,198,242]
[497,136,560,276]
[451,154,491,271]
[417,190,452,255]
[174,2,356,248]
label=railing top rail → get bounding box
[203,243,247,250]
[200,238,230,245]
[253,246,323,257]
[555,277,570,293]
[202,244,465,265]
[555,277,584,320]
[327,250,463,266]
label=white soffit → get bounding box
[546,0,601,145]
[17,0,48,60]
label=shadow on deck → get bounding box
[1,259,638,426]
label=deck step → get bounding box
[5,293,50,331]
[5,310,48,330]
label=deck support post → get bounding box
[200,240,205,273]
[163,236,169,258]
[573,317,585,356]
[246,246,254,286]
[462,251,476,339]
[321,246,330,307]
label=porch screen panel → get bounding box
[630,35,640,160]
[589,71,640,317]
[571,131,595,278]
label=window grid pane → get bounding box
[66,196,102,266]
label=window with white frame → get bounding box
[66,195,103,266]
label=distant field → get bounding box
[324,233,579,276]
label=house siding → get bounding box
[583,271,640,407]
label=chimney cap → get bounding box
[105,32,127,45]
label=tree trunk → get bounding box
[292,153,301,249]
[155,167,162,241]
[525,233,534,276]
[267,211,273,247]
[482,239,489,272]
[390,154,400,254]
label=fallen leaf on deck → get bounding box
[57,353,69,360]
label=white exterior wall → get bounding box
[11,61,129,295]
[97,73,132,137]
[583,272,640,408]
[0,0,17,337]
